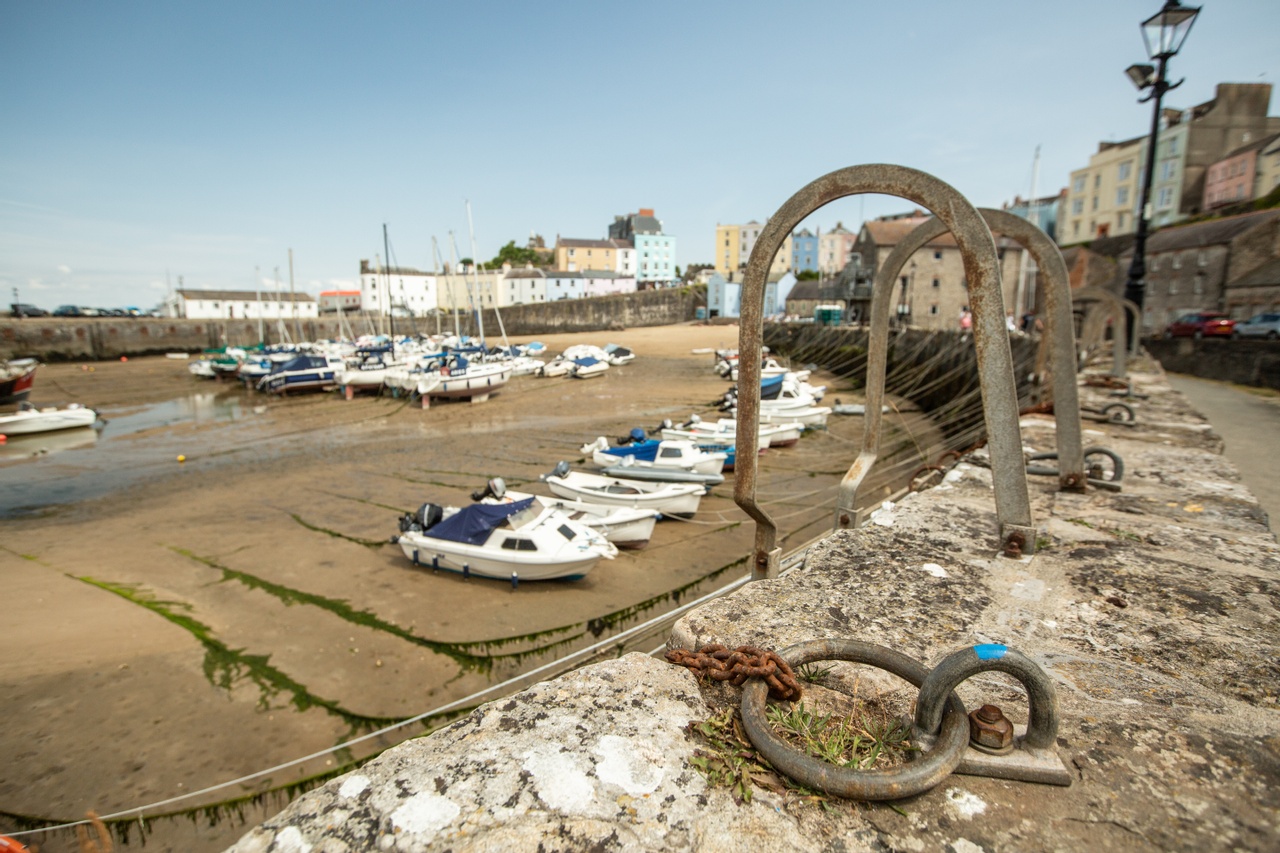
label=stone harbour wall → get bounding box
[230,362,1280,852]
[1146,337,1280,390]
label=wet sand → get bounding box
[0,324,945,852]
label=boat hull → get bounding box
[0,406,97,435]
[0,359,38,405]
[429,364,512,400]
[545,472,703,518]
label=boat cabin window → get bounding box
[659,447,682,458]
[557,524,577,541]
[500,538,538,551]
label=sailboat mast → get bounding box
[443,237,461,339]
[288,248,301,343]
[431,236,444,337]
[465,201,486,346]
[383,223,395,343]
[254,265,264,343]
[450,231,478,340]
[1014,145,1041,320]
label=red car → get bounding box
[1163,312,1236,339]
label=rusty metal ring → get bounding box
[1101,402,1135,423]
[740,639,969,801]
[914,644,1059,751]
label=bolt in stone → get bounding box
[968,704,1014,752]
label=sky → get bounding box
[3,0,1278,310]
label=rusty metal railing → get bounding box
[1072,286,1130,379]
[735,165,1035,581]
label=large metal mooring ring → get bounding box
[914,644,1059,751]
[739,639,969,801]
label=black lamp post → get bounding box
[1123,0,1200,345]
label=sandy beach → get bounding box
[0,324,945,852]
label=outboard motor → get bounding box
[471,477,508,502]
[541,461,572,481]
[399,502,443,533]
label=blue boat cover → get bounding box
[426,498,535,545]
[276,355,330,372]
[602,440,660,462]
[572,357,601,367]
[760,373,784,400]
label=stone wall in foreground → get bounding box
[230,363,1280,852]
[1146,336,1280,389]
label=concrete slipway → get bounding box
[230,363,1279,852]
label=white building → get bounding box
[544,272,587,301]
[580,270,638,297]
[359,259,439,317]
[164,289,318,320]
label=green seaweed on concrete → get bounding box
[172,548,586,672]
[586,555,748,637]
[73,576,400,731]
[288,513,389,548]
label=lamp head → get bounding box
[1141,0,1200,60]
[1126,63,1156,90]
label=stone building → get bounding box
[849,219,1024,331]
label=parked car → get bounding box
[9,303,48,318]
[53,304,84,316]
[1233,312,1280,340]
[1163,312,1235,339]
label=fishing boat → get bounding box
[541,462,705,517]
[581,435,726,476]
[257,354,345,395]
[0,402,97,435]
[394,496,616,581]
[471,478,659,549]
[0,358,39,405]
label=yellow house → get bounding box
[716,221,791,277]
[715,224,740,275]
[554,238,633,274]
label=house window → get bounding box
[1094,174,1101,188]
[1157,186,1175,209]
[1118,161,1132,181]
[1159,161,1175,181]
[1116,187,1129,206]
[1198,250,1208,267]
[1071,199,1084,215]
[1169,137,1179,155]
[932,278,940,288]
[930,305,939,315]
[1092,196,1099,211]
[1073,176,1086,193]
[1118,212,1127,229]
[1172,254,1182,269]
[933,250,942,260]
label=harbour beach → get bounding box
[1,323,946,851]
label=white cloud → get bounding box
[57,264,72,274]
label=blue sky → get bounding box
[3,0,1278,309]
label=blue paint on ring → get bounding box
[973,643,1007,660]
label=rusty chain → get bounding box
[665,643,803,701]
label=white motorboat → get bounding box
[394,496,616,581]
[538,357,572,378]
[0,402,97,435]
[1,358,39,405]
[541,462,704,518]
[657,416,796,449]
[603,344,636,366]
[567,357,610,379]
[337,346,406,394]
[472,479,659,550]
[756,406,831,428]
[581,436,726,476]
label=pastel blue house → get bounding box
[791,229,818,272]
[706,272,796,319]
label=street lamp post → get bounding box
[1123,0,1200,346]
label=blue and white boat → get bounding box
[394,497,616,581]
[257,354,344,395]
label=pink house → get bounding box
[1203,132,1280,211]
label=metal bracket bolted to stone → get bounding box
[1027,446,1125,492]
[913,644,1072,787]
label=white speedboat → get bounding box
[756,406,831,428]
[541,462,704,518]
[394,496,616,581]
[472,479,659,550]
[0,402,97,435]
[429,356,511,402]
[657,415,794,449]
[603,344,635,366]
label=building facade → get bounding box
[359,259,441,317]
[610,209,677,286]
[553,238,634,274]
[706,272,795,319]
[818,222,857,276]
[1002,193,1063,242]
[791,228,819,272]
[318,290,361,313]
[1062,137,1145,243]
[1203,132,1280,211]
[850,219,1024,331]
[165,289,318,321]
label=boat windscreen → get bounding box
[426,498,535,545]
[602,441,659,462]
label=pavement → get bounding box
[1167,373,1280,530]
